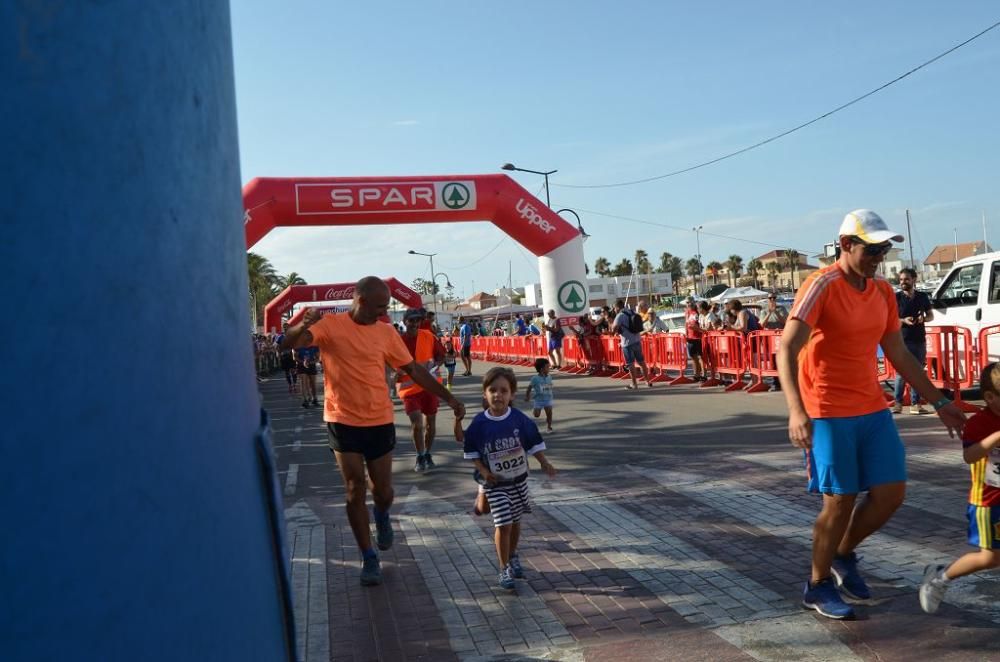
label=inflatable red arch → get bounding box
[244,175,589,325]
[263,278,421,333]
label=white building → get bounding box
[524,274,673,308]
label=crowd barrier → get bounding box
[455,325,986,409]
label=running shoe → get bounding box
[831,552,871,601]
[508,554,524,579]
[374,510,394,551]
[910,404,928,415]
[360,554,382,586]
[498,566,515,590]
[802,578,855,619]
[919,564,948,614]
[424,453,435,470]
[414,455,426,473]
[891,403,902,414]
[301,401,309,408]
[312,398,319,406]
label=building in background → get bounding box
[753,250,819,291]
[524,273,673,309]
[923,241,991,280]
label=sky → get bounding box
[230,1,1000,299]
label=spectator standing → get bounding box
[893,268,933,414]
[612,299,653,390]
[458,315,474,376]
[761,293,788,330]
[544,309,565,369]
[685,300,705,381]
[730,300,761,334]
[514,314,528,336]
[638,301,667,334]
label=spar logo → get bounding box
[324,287,356,300]
[515,199,556,234]
[295,180,477,214]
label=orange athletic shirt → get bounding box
[789,264,900,419]
[308,313,413,426]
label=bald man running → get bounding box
[281,276,465,586]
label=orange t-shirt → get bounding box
[308,313,414,426]
[790,264,900,419]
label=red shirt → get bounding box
[685,310,702,340]
[961,407,1000,507]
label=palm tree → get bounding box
[784,249,801,291]
[706,261,724,286]
[725,254,743,287]
[746,258,763,289]
[612,258,633,277]
[247,252,280,329]
[766,262,780,290]
[594,257,611,277]
[661,254,684,294]
[276,271,307,289]
[685,257,703,294]
[634,249,651,293]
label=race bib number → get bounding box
[488,448,527,481]
[985,448,1000,488]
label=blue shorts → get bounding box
[445,363,456,375]
[622,342,645,366]
[548,337,563,350]
[804,409,906,494]
[967,505,1000,549]
[532,399,553,409]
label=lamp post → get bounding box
[693,225,704,297]
[501,163,557,207]
[407,250,451,314]
[555,208,589,240]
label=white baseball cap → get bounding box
[838,209,904,244]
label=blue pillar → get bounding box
[4,4,293,660]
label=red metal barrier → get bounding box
[978,324,1000,373]
[745,330,781,393]
[702,331,750,391]
[601,336,629,379]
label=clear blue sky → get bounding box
[231,1,1000,297]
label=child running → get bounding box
[919,362,1000,613]
[461,367,557,590]
[443,339,458,390]
[525,358,555,432]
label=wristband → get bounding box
[932,397,951,411]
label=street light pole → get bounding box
[501,163,558,207]
[693,225,704,297]
[407,250,439,313]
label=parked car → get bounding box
[930,250,1000,367]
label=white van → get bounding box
[929,250,1000,362]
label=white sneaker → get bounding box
[919,564,948,613]
[891,403,902,414]
[910,404,928,415]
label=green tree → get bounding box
[247,252,279,329]
[594,257,611,277]
[411,277,438,296]
[661,253,684,294]
[766,262,780,290]
[276,271,307,289]
[706,260,724,285]
[612,258,633,277]
[784,249,801,290]
[745,258,763,289]
[725,255,743,287]
[634,249,651,293]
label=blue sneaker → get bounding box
[360,554,382,586]
[498,567,515,590]
[831,552,871,601]
[374,510,394,551]
[508,554,524,579]
[802,578,855,619]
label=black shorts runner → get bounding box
[461,345,471,359]
[327,422,396,461]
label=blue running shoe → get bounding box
[508,554,524,579]
[374,509,394,551]
[831,552,871,601]
[498,567,515,590]
[360,554,382,586]
[802,578,855,619]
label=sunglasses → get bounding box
[850,238,892,257]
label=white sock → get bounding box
[938,569,951,583]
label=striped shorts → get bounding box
[484,481,532,528]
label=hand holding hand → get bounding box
[937,402,967,438]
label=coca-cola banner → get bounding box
[263,277,421,334]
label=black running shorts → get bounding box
[327,422,396,461]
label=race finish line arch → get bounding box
[244,174,589,324]
[263,278,422,333]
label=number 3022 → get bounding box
[495,456,525,472]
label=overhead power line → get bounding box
[555,19,1000,190]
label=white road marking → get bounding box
[284,464,299,497]
[285,500,329,662]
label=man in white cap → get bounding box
[778,210,966,620]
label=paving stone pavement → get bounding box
[262,364,1000,661]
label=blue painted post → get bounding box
[3,4,293,660]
